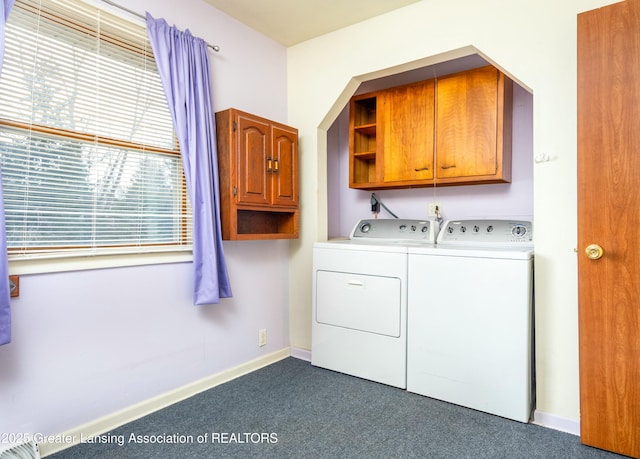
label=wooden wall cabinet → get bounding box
[349,65,512,190]
[216,108,299,240]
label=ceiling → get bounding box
[202,0,421,47]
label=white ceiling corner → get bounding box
[202,0,421,47]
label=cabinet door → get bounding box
[271,125,298,207]
[237,113,270,206]
[383,80,435,183]
[435,66,501,180]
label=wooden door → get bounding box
[237,113,270,206]
[271,125,298,207]
[577,1,640,457]
[383,80,435,184]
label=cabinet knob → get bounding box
[267,158,273,172]
[274,159,279,173]
[441,164,457,170]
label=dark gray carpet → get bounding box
[50,357,625,458]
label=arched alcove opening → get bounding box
[318,48,533,238]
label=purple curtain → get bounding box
[0,0,15,346]
[146,14,231,305]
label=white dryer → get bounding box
[406,220,534,422]
[312,219,438,389]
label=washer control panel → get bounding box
[350,219,439,243]
[437,220,533,245]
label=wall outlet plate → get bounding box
[258,328,267,347]
[428,203,441,217]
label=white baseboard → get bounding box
[40,348,291,457]
[290,347,311,361]
[532,410,580,436]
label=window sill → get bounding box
[8,250,194,275]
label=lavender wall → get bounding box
[0,0,291,444]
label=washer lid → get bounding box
[409,244,533,260]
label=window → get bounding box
[0,0,192,260]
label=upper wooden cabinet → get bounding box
[216,108,299,240]
[349,65,513,189]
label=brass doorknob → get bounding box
[585,244,604,260]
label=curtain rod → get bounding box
[100,0,221,52]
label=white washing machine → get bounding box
[312,219,438,389]
[406,219,534,422]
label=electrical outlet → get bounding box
[8,275,18,298]
[428,203,441,217]
[258,328,267,347]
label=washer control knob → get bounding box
[511,225,527,238]
[360,222,371,233]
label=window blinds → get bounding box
[0,0,192,257]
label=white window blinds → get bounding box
[0,0,192,258]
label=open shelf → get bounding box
[236,209,299,239]
[350,95,379,187]
[353,97,376,126]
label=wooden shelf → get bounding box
[354,124,376,135]
[353,151,376,160]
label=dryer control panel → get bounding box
[437,220,533,246]
[350,219,439,243]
